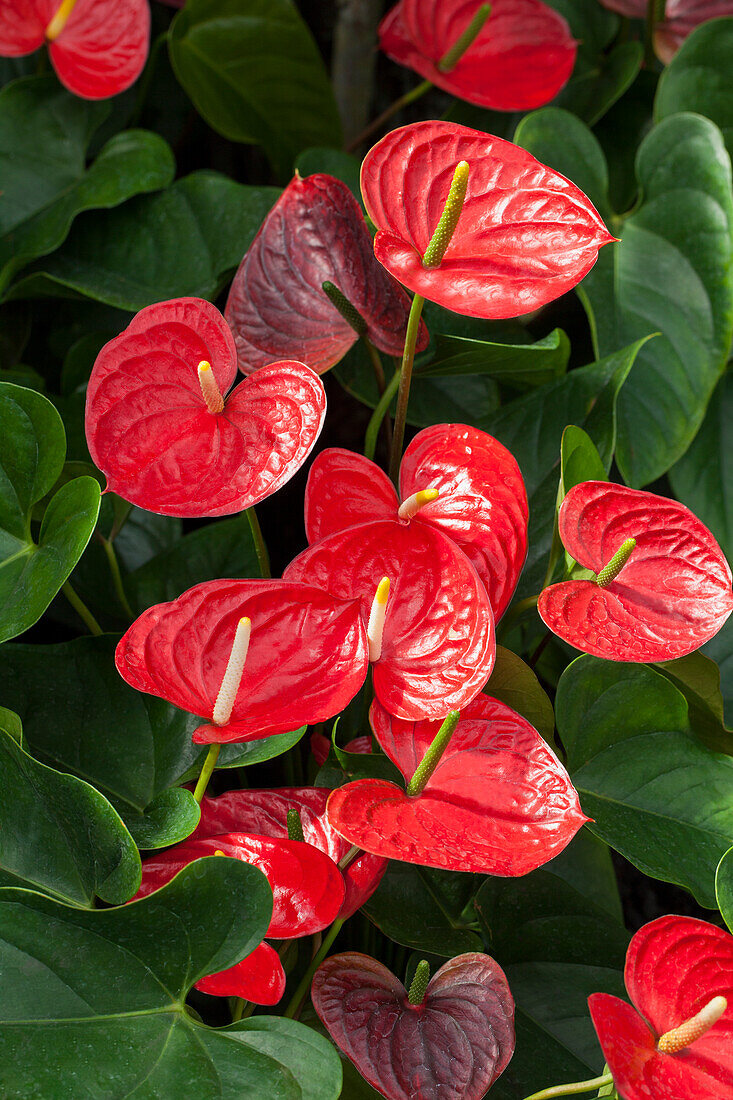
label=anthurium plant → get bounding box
[1,2,733,1098]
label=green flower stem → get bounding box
[193,744,221,804]
[283,918,345,1019]
[388,292,425,484]
[406,710,460,797]
[363,337,393,455]
[101,538,134,620]
[230,997,252,1022]
[645,0,666,65]
[365,366,401,462]
[247,507,271,578]
[521,1074,615,1100]
[62,581,103,636]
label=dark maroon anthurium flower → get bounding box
[600,0,733,62]
[194,788,387,919]
[361,120,615,318]
[380,0,577,111]
[589,915,733,1100]
[115,579,369,745]
[538,481,733,662]
[225,173,428,376]
[0,0,150,99]
[305,424,528,622]
[312,951,515,1099]
[85,297,326,517]
[326,695,588,874]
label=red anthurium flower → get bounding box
[312,951,515,1100]
[305,424,528,621]
[0,0,150,99]
[196,943,285,1007]
[311,731,372,767]
[380,0,577,111]
[600,0,733,62]
[589,915,733,1100]
[326,695,588,875]
[85,297,326,517]
[284,518,495,721]
[224,173,429,376]
[360,120,615,318]
[115,579,369,745]
[538,481,733,662]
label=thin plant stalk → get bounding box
[101,538,134,620]
[283,919,345,1019]
[388,293,425,484]
[363,337,393,454]
[365,367,401,462]
[193,744,221,804]
[521,1074,615,1100]
[62,581,103,636]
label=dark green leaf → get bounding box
[561,425,608,495]
[655,17,733,158]
[705,617,733,727]
[193,727,308,774]
[294,147,363,205]
[169,0,341,178]
[554,40,643,127]
[485,646,555,744]
[717,846,733,932]
[414,328,570,388]
[654,651,733,755]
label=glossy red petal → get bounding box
[538,482,733,661]
[312,951,515,1100]
[401,425,528,621]
[224,173,427,376]
[284,519,495,720]
[0,1,49,55]
[194,788,387,919]
[380,0,576,111]
[49,0,149,99]
[361,121,615,319]
[327,696,587,875]
[85,297,326,517]
[115,579,369,744]
[195,942,285,1006]
[133,835,345,938]
[304,449,399,544]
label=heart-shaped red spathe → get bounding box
[379,0,577,111]
[538,481,733,662]
[225,173,428,376]
[361,120,615,319]
[194,788,387,919]
[589,916,733,1100]
[196,942,285,1006]
[312,951,515,1100]
[305,426,528,622]
[85,297,326,517]
[115,579,369,744]
[284,519,495,720]
[599,0,730,62]
[326,695,587,875]
[0,0,150,100]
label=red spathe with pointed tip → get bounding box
[305,425,528,621]
[360,121,615,318]
[380,0,577,111]
[538,481,733,662]
[589,915,733,1100]
[115,579,369,744]
[225,173,428,376]
[0,0,150,99]
[312,951,515,1100]
[85,297,326,517]
[326,695,588,874]
[196,942,285,1006]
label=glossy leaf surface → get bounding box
[196,942,286,1006]
[380,0,576,110]
[284,519,494,720]
[312,951,515,1100]
[195,788,386,919]
[116,579,369,744]
[718,847,733,932]
[589,915,733,1100]
[86,297,326,517]
[539,481,733,661]
[327,696,587,874]
[225,173,427,375]
[360,120,614,318]
[655,16,733,158]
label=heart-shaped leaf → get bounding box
[312,951,515,1100]
[655,16,733,158]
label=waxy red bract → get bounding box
[194,788,387,918]
[196,942,286,1006]
[600,0,733,62]
[225,173,427,376]
[312,951,515,1100]
[284,520,495,720]
[361,121,615,318]
[0,0,150,99]
[115,579,369,744]
[85,297,326,517]
[538,481,733,662]
[380,0,577,111]
[326,695,587,874]
[305,425,528,621]
[589,916,733,1100]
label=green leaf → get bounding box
[0,636,202,849]
[556,656,733,907]
[0,727,140,907]
[169,0,341,179]
[485,646,555,744]
[0,707,22,747]
[716,846,733,932]
[554,40,644,127]
[180,727,309,776]
[561,425,608,495]
[654,651,733,755]
[655,17,733,158]
[295,147,363,205]
[705,617,733,728]
[8,172,279,312]
[414,328,570,388]
[0,76,174,297]
[0,859,342,1098]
